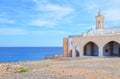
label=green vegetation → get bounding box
[19,67,28,73]
[45,64,49,67]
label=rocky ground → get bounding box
[0,57,120,79]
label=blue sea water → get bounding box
[0,47,63,62]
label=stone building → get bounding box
[63,11,120,57]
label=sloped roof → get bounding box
[86,27,120,35]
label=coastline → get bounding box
[0,47,63,62]
[0,57,120,79]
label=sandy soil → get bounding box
[0,57,120,79]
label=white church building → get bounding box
[63,11,120,58]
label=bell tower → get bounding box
[96,10,104,29]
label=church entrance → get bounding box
[69,50,72,57]
[69,49,79,57]
[75,50,79,57]
[103,41,120,56]
[75,46,80,57]
[84,42,98,56]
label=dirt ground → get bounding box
[0,57,120,79]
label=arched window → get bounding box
[84,42,99,56]
[103,41,120,56]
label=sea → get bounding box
[0,47,63,62]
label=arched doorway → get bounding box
[69,50,72,57]
[84,42,99,56]
[76,50,79,57]
[75,46,80,57]
[68,49,79,57]
[103,41,120,56]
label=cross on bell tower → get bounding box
[96,10,104,29]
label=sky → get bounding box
[0,0,120,47]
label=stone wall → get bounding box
[71,34,120,57]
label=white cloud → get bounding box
[44,4,74,19]
[33,30,71,35]
[104,9,120,21]
[39,4,73,18]
[84,1,99,11]
[0,28,28,35]
[30,20,57,27]
[29,3,74,27]
[28,0,74,27]
[0,18,15,24]
[79,0,120,22]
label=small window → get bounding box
[98,21,100,23]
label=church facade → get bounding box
[63,11,120,57]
